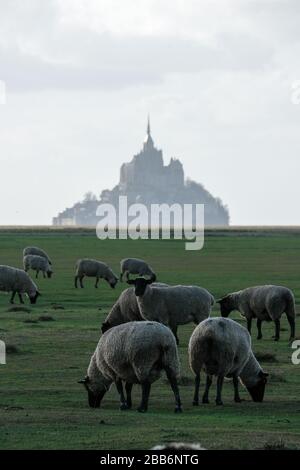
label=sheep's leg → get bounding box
[43,271,46,279]
[215,376,224,405]
[246,318,252,334]
[165,368,182,413]
[257,319,263,340]
[74,276,78,288]
[120,272,123,282]
[287,315,295,341]
[36,270,39,279]
[10,291,16,304]
[192,373,200,406]
[172,325,179,345]
[116,379,128,410]
[274,319,280,341]
[95,277,99,288]
[18,293,24,304]
[137,382,151,413]
[125,382,133,409]
[233,375,241,403]
[80,276,84,288]
[202,374,212,404]
[126,271,129,281]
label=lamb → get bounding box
[217,285,296,341]
[127,277,214,344]
[23,254,53,279]
[101,282,168,333]
[75,259,118,289]
[78,321,182,413]
[120,258,156,282]
[189,317,268,406]
[23,246,52,265]
[0,265,40,304]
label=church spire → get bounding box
[143,114,154,149]
[147,114,151,136]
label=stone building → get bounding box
[53,118,229,226]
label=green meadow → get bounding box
[0,228,299,449]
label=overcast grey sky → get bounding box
[0,0,299,225]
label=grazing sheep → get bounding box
[75,259,118,289]
[120,258,156,282]
[189,317,268,406]
[79,321,182,413]
[23,246,52,265]
[23,254,53,279]
[127,277,214,344]
[101,283,168,333]
[0,265,40,304]
[217,285,296,341]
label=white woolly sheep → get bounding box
[75,259,118,289]
[79,321,182,413]
[189,317,268,406]
[101,282,168,333]
[23,246,52,265]
[23,254,53,279]
[120,258,156,282]
[127,277,214,344]
[0,265,40,304]
[217,285,296,341]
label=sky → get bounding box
[0,0,300,225]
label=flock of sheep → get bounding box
[0,247,296,415]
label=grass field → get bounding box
[0,228,299,450]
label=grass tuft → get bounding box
[38,315,55,322]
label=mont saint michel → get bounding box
[53,118,229,227]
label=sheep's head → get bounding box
[101,321,111,333]
[107,273,118,289]
[78,375,108,408]
[246,370,268,402]
[127,277,153,296]
[216,295,234,317]
[29,291,41,304]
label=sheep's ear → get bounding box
[216,296,227,303]
[127,279,135,285]
[37,291,41,297]
[146,278,153,284]
[259,371,269,378]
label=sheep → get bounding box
[120,258,156,282]
[75,259,118,289]
[78,321,182,413]
[217,285,296,341]
[23,246,52,265]
[101,282,168,333]
[23,254,53,279]
[189,317,268,406]
[127,277,214,344]
[0,265,40,304]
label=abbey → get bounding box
[53,118,229,226]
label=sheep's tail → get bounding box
[285,291,296,320]
[162,342,180,380]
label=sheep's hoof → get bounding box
[202,397,209,404]
[257,335,262,340]
[234,397,242,403]
[174,406,182,413]
[192,400,199,406]
[137,407,147,413]
[274,337,279,342]
[120,403,129,411]
[215,400,223,406]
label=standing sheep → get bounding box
[75,259,118,289]
[23,254,53,279]
[0,265,40,304]
[189,317,268,405]
[101,283,168,333]
[127,277,214,344]
[79,321,182,413]
[23,246,52,265]
[217,285,296,341]
[120,258,156,282]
